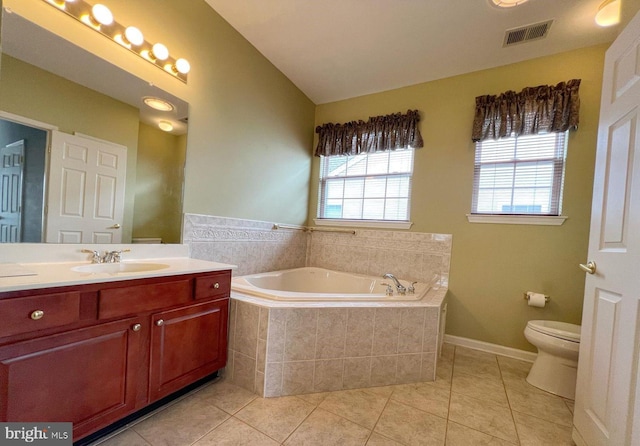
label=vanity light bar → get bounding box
[42,0,190,83]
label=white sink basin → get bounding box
[72,262,170,274]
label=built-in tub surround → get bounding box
[227,268,447,397]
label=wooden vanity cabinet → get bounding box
[0,270,231,442]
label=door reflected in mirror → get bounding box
[0,9,188,244]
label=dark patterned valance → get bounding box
[471,79,581,142]
[315,109,423,157]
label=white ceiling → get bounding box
[205,0,619,104]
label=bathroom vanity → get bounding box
[0,245,234,442]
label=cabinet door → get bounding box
[0,318,144,441]
[149,300,228,402]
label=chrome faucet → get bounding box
[82,249,130,263]
[382,273,406,295]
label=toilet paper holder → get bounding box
[523,292,550,303]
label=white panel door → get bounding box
[573,10,640,446]
[45,131,127,243]
[0,140,25,242]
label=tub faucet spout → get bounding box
[382,273,406,295]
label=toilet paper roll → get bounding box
[527,292,547,308]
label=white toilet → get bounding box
[524,320,581,399]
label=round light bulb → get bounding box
[174,58,191,74]
[124,26,144,46]
[158,121,174,132]
[91,4,114,26]
[151,43,169,61]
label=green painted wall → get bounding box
[0,54,140,242]
[310,45,607,351]
[134,123,186,244]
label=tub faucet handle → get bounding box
[381,282,394,296]
[408,282,417,294]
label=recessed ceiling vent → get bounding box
[503,20,553,47]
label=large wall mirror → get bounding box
[0,9,188,244]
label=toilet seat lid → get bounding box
[527,320,581,342]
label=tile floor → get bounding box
[92,344,576,446]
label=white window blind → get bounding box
[472,132,567,215]
[318,149,414,221]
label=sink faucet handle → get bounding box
[81,249,101,264]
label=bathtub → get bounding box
[231,267,433,301]
[228,266,448,397]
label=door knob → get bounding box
[132,323,142,332]
[579,261,597,274]
[108,223,121,229]
[156,319,164,327]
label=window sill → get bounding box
[466,214,568,226]
[313,219,413,230]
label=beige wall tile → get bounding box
[398,308,426,354]
[316,309,347,359]
[284,309,318,361]
[234,301,260,359]
[258,307,269,341]
[421,352,437,382]
[314,359,344,392]
[282,361,315,395]
[264,362,283,397]
[345,308,375,357]
[371,356,398,387]
[231,351,256,393]
[343,357,372,390]
[396,354,422,384]
[422,308,440,353]
[267,309,286,362]
[256,339,267,373]
[372,308,401,356]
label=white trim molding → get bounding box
[0,110,59,131]
[466,214,568,226]
[444,334,537,363]
[313,218,413,230]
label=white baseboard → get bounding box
[444,334,537,363]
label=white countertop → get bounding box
[0,244,235,293]
[0,258,236,293]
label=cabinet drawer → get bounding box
[194,271,231,300]
[0,292,81,338]
[99,280,191,319]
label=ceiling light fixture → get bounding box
[158,121,174,132]
[41,0,190,83]
[143,97,175,112]
[595,0,621,27]
[491,0,529,7]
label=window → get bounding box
[472,132,567,216]
[317,148,414,221]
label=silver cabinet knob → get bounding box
[212,282,220,289]
[30,310,44,320]
[132,323,142,332]
[156,319,164,327]
[579,261,597,275]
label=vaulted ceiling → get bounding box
[205,0,622,104]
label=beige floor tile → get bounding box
[94,429,151,446]
[295,391,329,406]
[284,408,371,445]
[366,432,405,445]
[192,417,280,445]
[374,400,447,446]
[193,379,258,414]
[505,386,573,427]
[496,356,532,380]
[363,385,396,398]
[453,348,501,380]
[435,356,453,386]
[451,372,509,407]
[133,396,229,446]
[389,382,450,418]
[319,389,389,429]
[501,373,555,397]
[446,421,517,445]
[235,396,315,443]
[448,392,518,443]
[513,410,574,446]
[440,343,455,361]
